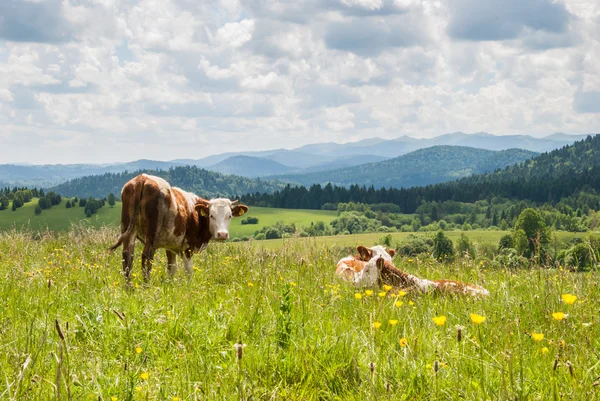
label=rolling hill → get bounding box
[244,135,600,213]
[270,146,539,188]
[51,166,286,199]
[206,156,295,177]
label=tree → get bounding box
[65,200,71,208]
[432,230,454,261]
[456,233,476,258]
[11,201,16,211]
[512,208,551,259]
[108,193,116,208]
[34,205,42,215]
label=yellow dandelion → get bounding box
[373,322,382,329]
[135,386,142,392]
[432,316,447,326]
[365,290,373,296]
[561,294,577,305]
[552,312,566,321]
[399,337,408,347]
[111,397,117,401]
[289,282,297,287]
[173,397,180,401]
[398,290,407,297]
[247,282,254,287]
[384,285,392,292]
[395,301,403,307]
[140,372,149,380]
[408,301,414,306]
[541,347,549,355]
[407,259,414,263]
[559,339,566,348]
[470,314,486,325]
[532,332,544,342]
[355,293,363,300]
[378,292,387,298]
[136,347,142,354]
[389,319,398,326]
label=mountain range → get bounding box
[269,146,539,188]
[0,132,594,188]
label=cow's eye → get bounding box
[210,215,215,220]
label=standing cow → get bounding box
[109,174,248,282]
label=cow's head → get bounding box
[357,245,395,262]
[195,198,249,240]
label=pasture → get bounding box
[0,199,336,238]
[1,227,599,400]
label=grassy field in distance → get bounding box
[0,200,337,237]
[251,230,585,249]
[0,198,122,232]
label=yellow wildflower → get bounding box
[552,312,566,321]
[355,293,362,300]
[378,292,387,298]
[365,290,373,296]
[173,398,180,401]
[407,259,414,263]
[398,290,407,297]
[373,322,382,329]
[395,301,403,307]
[136,347,142,354]
[247,282,254,287]
[541,347,549,355]
[432,316,447,326]
[383,285,392,292]
[140,372,149,380]
[135,386,142,392]
[111,397,117,401]
[399,337,408,347]
[408,301,414,306]
[289,282,297,287]
[561,294,577,305]
[532,332,544,342]
[470,314,486,325]
[389,319,398,326]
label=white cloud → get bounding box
[0,0,598,164]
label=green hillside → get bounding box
[0,198,122,232]
[0,199,336,238]
[271,146,538,188]
[51,166,286,199]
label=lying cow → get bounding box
[337,245,490,297]
[109,174,248,282]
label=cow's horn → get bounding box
[231,200,239,205]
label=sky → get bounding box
[0,0,599,164]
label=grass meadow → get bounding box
[1,226,599,400]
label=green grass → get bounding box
[0,200,336,238]
[0,198,122,232]
[1,229,599,399]
[229,206,337,237]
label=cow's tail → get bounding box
[108,179,145,252]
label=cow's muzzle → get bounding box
[216,231,229,240]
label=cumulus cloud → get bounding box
[0,0,598,164]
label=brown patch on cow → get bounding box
[171,188,189,237]
[357,246,373,261]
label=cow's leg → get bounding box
[141,244,156,283]
[122,236,136,282]
[166,250,177,277]
[182,249,194,277]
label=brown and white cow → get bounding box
[338,245,490,297]
[109,174,248,282]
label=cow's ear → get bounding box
[388,249,396,258]
[232,204,248,217]
[195,201,210,217]
[357,246,372,261]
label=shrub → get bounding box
[34,205,42,215]
[456,233,476,259]
[254,233,266,240]
[397,234,433,256]
[241,217,259,225]
[265,228,281,240]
